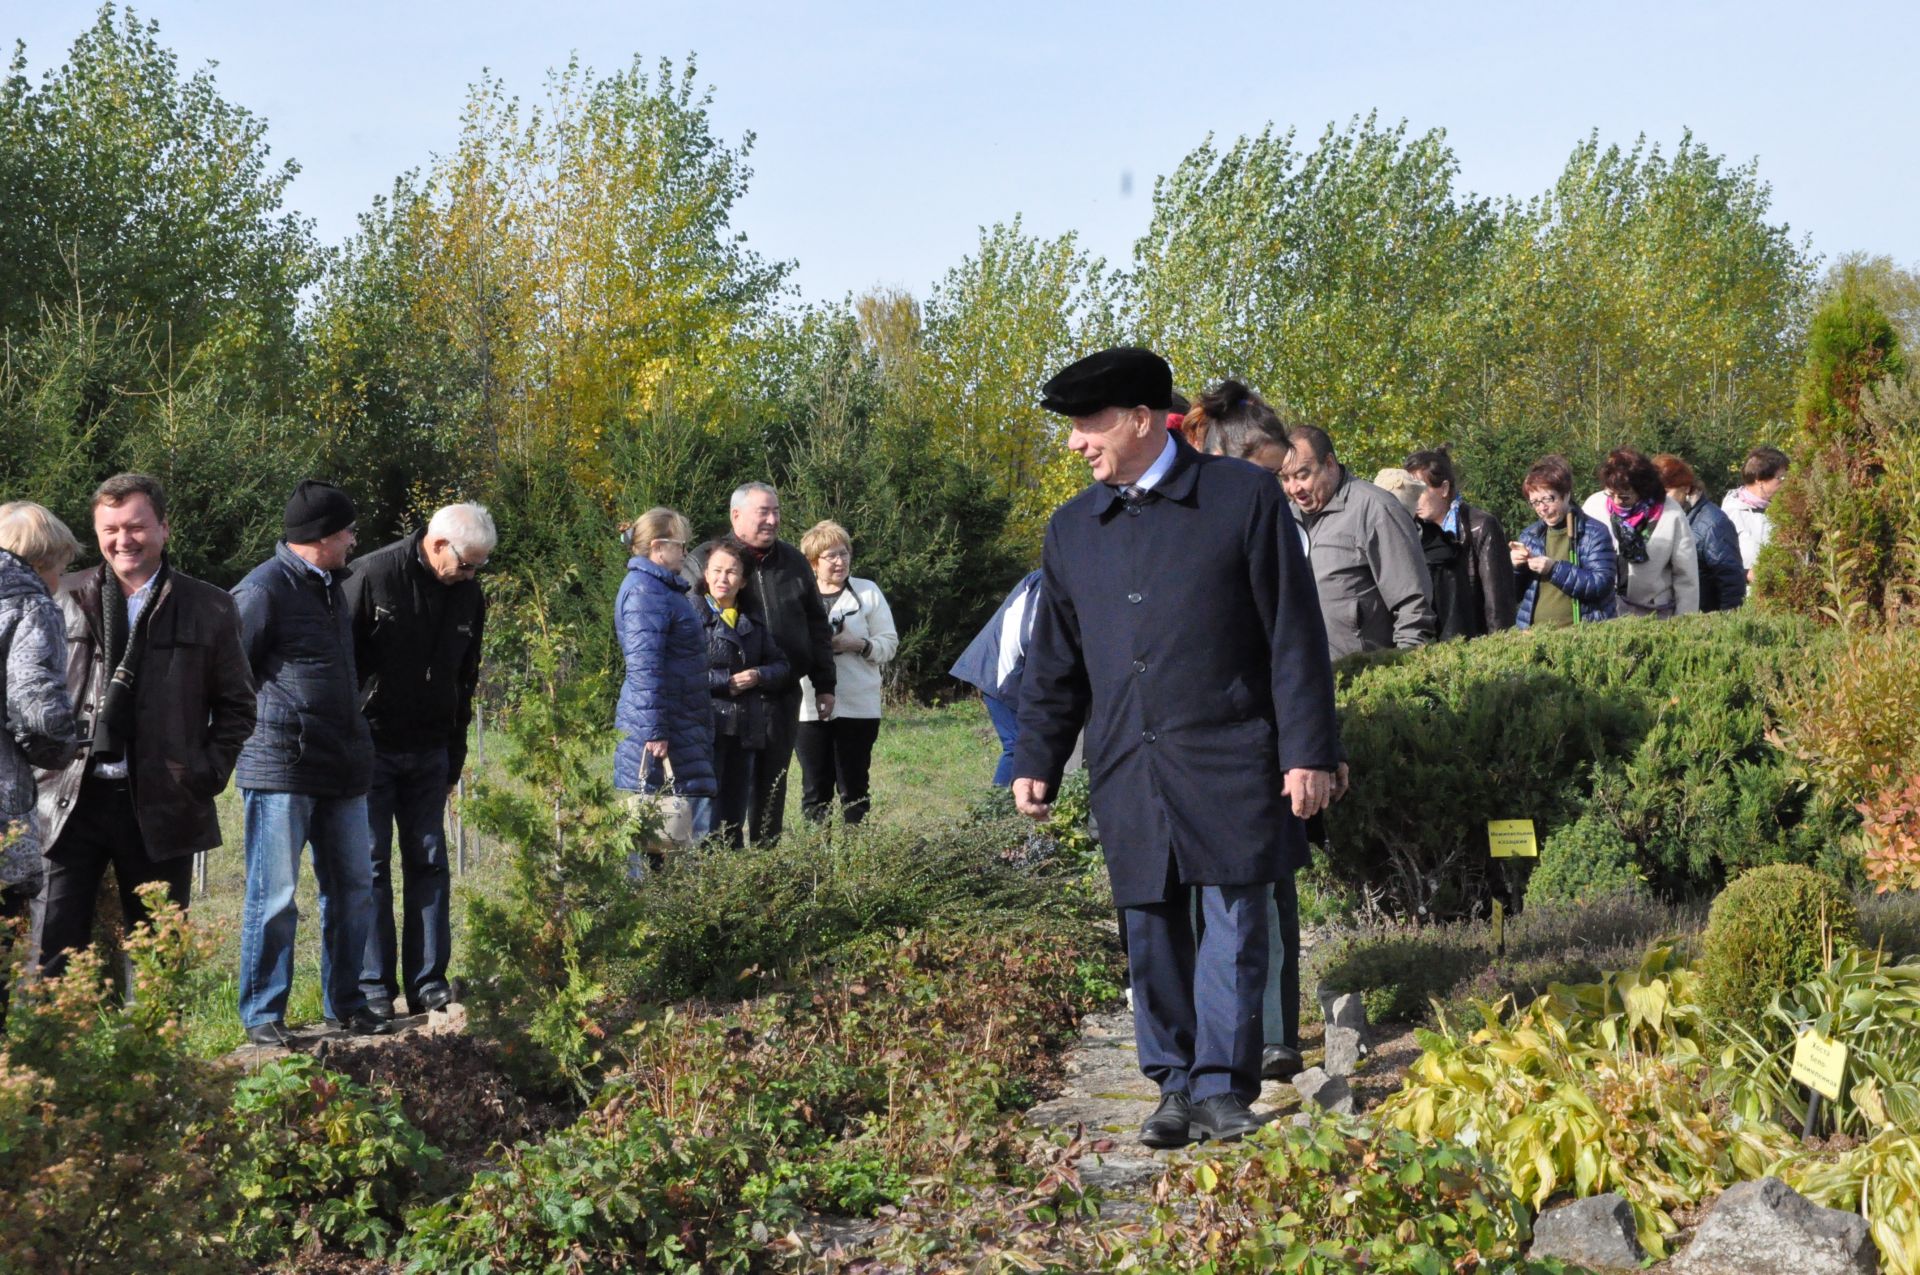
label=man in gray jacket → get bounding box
[1280,426,1435,661]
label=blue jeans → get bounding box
[361,748,452,1009]
[238,789,376,1028]
[983,694,1019,787]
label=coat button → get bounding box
[1126,504,1142,516]
[1142,730,1157,743]
[1132,660,1147,673]
[1127,592,1142,604]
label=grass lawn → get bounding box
[174,697,1002,1055]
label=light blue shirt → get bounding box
[1131,434,1178,493]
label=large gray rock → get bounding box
[1293,1066,1354,1116]
[1528,1194,1646,1272]
[1674,1177,1878,1275]
[1321,991,1370,1077]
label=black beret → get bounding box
[1039,346,1174,416]
[283,479,357,543]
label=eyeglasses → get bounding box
[451,547,490,574]
[1527,493,1565,509]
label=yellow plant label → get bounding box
[1487,820,1538,858]
[1790,1030,1848,1102]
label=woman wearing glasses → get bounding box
[1510,455,1619,629]
[1581,447,1700,620]
[795,521,897,826]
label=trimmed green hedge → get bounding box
[1327,613,1852,917]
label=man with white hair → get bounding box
[343,502,493,1016]
[727,482,835,842]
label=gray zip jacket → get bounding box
[1292,469,1437,662]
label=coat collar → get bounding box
[628,555,691,593]
[274,540,353,587]
[1091,434,1204,519]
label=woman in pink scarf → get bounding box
[1581,448,1699,618]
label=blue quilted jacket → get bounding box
[613,557,717,795]
[1514,507,1619,628]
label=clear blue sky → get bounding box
[14,1,1916,305]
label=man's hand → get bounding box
[644,739,669,759]
[830,631,864,654]
[817,692,835,720]
[1013,777,1052,820]
[1284,768,1332,820]
[1331,761,1351,803]
[729,669,760,693]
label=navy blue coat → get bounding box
[614,557,717,796]
[232,543,375,797]
[1685,497,1748,612]
[1514,507,1619,628]
[1013,438,1341,907]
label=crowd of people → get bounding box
[0,476,491,1044]
[612,487,898,852]
[1,354,1786,1131]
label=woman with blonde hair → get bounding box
[795,520,897,826]
[614,508,716,846]
[0,501,82,1023]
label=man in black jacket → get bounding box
[343,502,492,1017]
[233,480,393,1045]
[728,482,834,843]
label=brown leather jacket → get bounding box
[35,566,257,860]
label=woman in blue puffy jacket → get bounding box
[614,508,717,840]
[1509,455,1618,628]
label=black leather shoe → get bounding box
[412,985,453,1014]
[246,1021,294,1048]
[1188,1093,1262,1143]
[1139,1090,1193,1148]
[1261,1044,1305,1081]
[327,1007,399,1037]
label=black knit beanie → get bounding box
[283,479,357,543]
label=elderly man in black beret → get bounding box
[1013,347,1340,1146]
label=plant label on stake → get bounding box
[1791,1028,1848,1139]
[1487,820,1538,858]
[1791,1029,1847,1102]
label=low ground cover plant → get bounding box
[219,1054,444,1262]
[400,918,1121,1272]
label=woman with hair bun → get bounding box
[1193,379,1292,473]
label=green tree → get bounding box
[1460,131,1812,528]
[917,218,1117,542]
[1128,115,1494,474]
[0,5,318,396]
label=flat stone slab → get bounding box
[221,1001,469,1070]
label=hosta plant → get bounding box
[1778,1128,1920,1275]
[1382,949,1796,1258]
[1722,945,1920,1139]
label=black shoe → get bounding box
[1261,1044,1305,1081]
[411,985,453,1014]
[1139,1091,1193,1148]
[246,1020,294,1049]
[1188,1093,1262,1143]
[325,1007,399,1037]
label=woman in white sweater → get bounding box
[1582,447,1699,618]
[796,520,898,825]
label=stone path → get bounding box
[1023,1006,1315,1196]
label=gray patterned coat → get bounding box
[1,550,79,884]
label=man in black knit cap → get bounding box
[232,480,392,1046]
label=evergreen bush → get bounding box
[1699,864,1858,1038]
[1524,813,1646,907]
[1328,612,1849,916]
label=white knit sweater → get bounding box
[799,577,898,721]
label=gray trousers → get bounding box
[1124,879,1269,1102]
